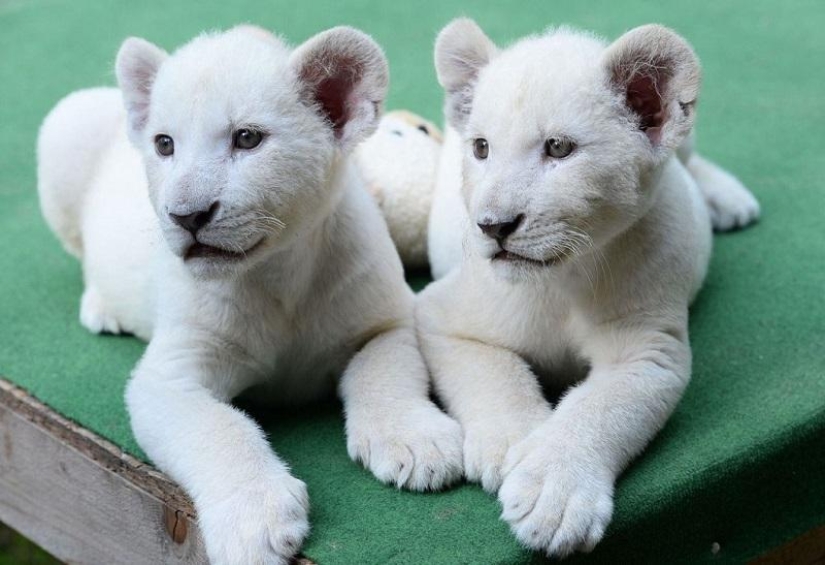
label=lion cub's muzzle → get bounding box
[477,214,571,268]
[169,201,220,236]
[477,214,524,245]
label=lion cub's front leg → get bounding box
[341,326,465,491]
[498,324,691,557]
[126,334,309,565]
[416,326,553,493]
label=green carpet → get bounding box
[1,0,824,563]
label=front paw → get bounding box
[198,472,310,565]
[464,409,551,493]
[498,443,613,557]
[347,403,463,491]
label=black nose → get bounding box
[169,202,219,235]
[478,214,524,242]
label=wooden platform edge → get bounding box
[0,378,319,565]
[0,376,207,564]
[0,377,194,512]
[749,523,825,565]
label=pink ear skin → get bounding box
[290,27,389,149]
[603,24,701,150]
[626,73,667,145]
[301,57,361,138]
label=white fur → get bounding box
[419,20,760,557]
[427,124,469,279]
[38,26,462,565]
[354,110,442,268]
[427,30,760,279]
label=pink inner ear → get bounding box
[299,53,363,140]
[626,73,667,144]
[316,73,354,137]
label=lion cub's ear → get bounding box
[290,26,389,151]
[434,18,498,131]
[603,24,701,151]
[115,37,168,142]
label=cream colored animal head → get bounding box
[116,25,388,278]
[435,19,700,279]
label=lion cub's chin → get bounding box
[486,248,568,282]
[177,237,270,279]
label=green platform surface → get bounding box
[1,1,824,563]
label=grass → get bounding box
[0,523,60,565]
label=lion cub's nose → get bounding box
[477,214,524,242]
[169,202,219,235]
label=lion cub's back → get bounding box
[37,87,125,258]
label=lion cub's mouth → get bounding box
[493,249,565,267]
[185,238,264,262]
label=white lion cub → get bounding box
[417,20,760,556]
[37,26,462,564]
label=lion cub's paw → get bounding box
[347,403,464,491]
[198,471,310,565]
[689,155,761,231]
[79,286,122,335]
[498,437,614,558]
[704,180,761,232]
[463,407,551,493]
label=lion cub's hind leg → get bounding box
[678,134,760,232]
[687,153,761,231]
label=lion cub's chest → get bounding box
[198,283,356,390]
[497,284,592,386]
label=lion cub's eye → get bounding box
[154,134,174,157]
[473,138,489,160]
[233,128,264,150]
[544,138,575,159]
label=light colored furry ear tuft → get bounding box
[603,24,701,150]
[434,18,498,130]
[290,26,389,151]
[115,37,167,140]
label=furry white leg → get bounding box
[126,343,309,565]
[687,153,760,231]
[498,327,690,557]
[418,333,552,493]
[340,326,464,491]
[79,285,122,335]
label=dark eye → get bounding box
[417,124,430,136]
[544,138,575,159]
[473,138,489,160]
[154,134,174,157]
[233,128,264,150]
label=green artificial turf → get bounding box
[0,523,59,565]
[1,0,824,563]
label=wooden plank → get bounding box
[0,377,207,564]
[0,378,318,565]
[749,524,825,565]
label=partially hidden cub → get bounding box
[38,25,462,565]
[418,19,760,556]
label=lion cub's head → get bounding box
[435,19,700,279]
[116,25,388,278]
